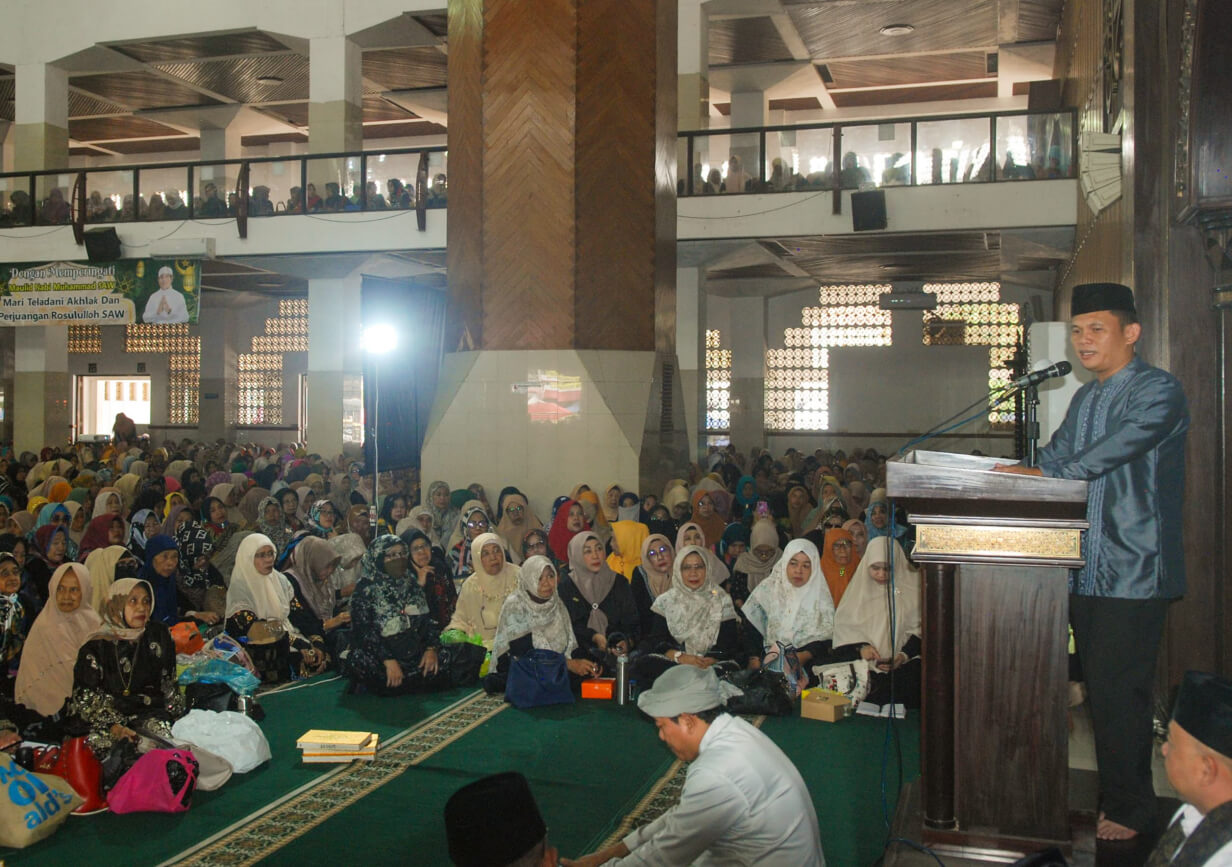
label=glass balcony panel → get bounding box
[995,112,1075,180]
[138,165,191,221]
[34,174,76,225]
[837,122,911,188]
[916,116,993,184]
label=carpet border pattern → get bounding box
[170,690,507,867]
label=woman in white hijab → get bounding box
[831,536,922,708]
[444,532,520,649]
[487,555,598,691]
[741,539,835,680]
[225,533,328,681]
[635,545,740,688]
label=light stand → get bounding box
[362,324,399,535]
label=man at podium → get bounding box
[995,282,1189,842]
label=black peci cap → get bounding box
[445,771,547,866]
[1172,670,1232,758]
[1071,282,1136,316]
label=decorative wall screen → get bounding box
[125,324,200,425]
[920,282,1020,429]
[704,329,731,431]
[236,298,308,426]
[67,325,102,354]
[764,284,893,431]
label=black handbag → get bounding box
[100,737,140,792]
[184,681,237,713]
[721,668,795,716]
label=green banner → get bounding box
[0,258,201,326]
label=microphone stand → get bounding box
[1024,382,1040,467]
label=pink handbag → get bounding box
[107,749,199,814]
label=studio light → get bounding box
[363,323,400,530]
[363,323,399,354]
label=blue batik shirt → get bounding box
[1036,356,1189,599]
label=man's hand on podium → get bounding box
[992,464,1044,476]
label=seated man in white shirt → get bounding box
[142,265,190,324]
[564,665,825,866]
[1150,670,1232,866]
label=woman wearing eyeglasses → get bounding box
[447,502,492,585]
[631,534,674,637]
[226,533,329,683]
[634,546,741,689]
[494,489,541,566]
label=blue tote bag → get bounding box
[505,649,574,709]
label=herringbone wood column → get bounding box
[447,0,676,352]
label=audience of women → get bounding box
[486,555,600,694]
[630,534,673,637]
[398,529,457,629]
[15,564,100,719]
[445,533,520,649]
[558,532,639,671]
[830,537,922,708]
[742,540,836,682]
[818,527,859,604]
[728,519,781,606]
[635,546,741,687]
[348,535,483,694]
[70,578,186,759]
[0,553,28,692]
[226,533,328,683]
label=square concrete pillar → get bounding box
[13,63,69,172]
[308,36,363,154]
[14,327,70,453]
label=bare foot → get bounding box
[1096,813,1139,841]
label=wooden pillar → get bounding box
[446,0,676,352]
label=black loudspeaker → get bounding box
[84,227,121,262]
[851,190,887,232]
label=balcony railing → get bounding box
[676,108,1077,196]
[0,107,1078,229]
[0,146,447,228]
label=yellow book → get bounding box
[296,729,374,751]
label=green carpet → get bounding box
[1,678,920,867]
[3,675,478,867]
[265,701,920,867]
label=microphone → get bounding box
[1011,360,1072,388]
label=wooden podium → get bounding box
[887,450,1088,859]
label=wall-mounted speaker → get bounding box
[851,190,887,232]
[83,227,121,262]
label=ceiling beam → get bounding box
[998,0,1022,45]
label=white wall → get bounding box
[711,286,1020,457]
[64,293,307,442]
[678,179,1077,241]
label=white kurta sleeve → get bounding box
[613,766,748,866]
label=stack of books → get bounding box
[297,729,379,763]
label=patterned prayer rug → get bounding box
[168,690,508,867]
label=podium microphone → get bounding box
[1011,360,1071,389]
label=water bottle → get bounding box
[616,655,629,706]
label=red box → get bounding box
[581,678,616,700]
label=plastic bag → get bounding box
[440,629,484,647]
[171,710,271,774]
[177,657,261,696]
